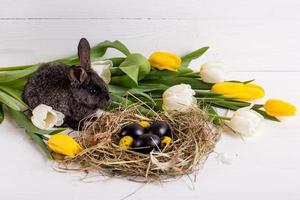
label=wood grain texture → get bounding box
[1,0,300,19]
[0,19,300,71]
[0,1,299,199]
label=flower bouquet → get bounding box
[0,38,296,181]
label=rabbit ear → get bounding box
[69,67,88,86]
[78,38,91,70]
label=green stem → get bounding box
[208,114,231,120]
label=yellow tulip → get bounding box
[48,134,83,157]
[149,51,181,71]
[264,99,297,116]
[212,82,265,101]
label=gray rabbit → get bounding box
[22,38,110,129]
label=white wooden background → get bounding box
[0,1,299,200]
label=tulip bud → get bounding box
[229,107,264,137]
[149,51,181,71]
[162,84,196,112]
[200,62,226,83]
[31,104,65,130]
[212,82,265,101]
[47,134,83,157]
[264,99,297,116]
[91,60,112,84]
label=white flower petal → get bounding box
[91,60,112,84]
[43,111,57,128]
[54,111,65,126]
[31,115,45,130]
[200,62,226,83]
[229,107,264,137]
[31,104,65,130]
[162,84,196,112]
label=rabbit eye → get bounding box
[87,86,98,95]
[89,88,97,95]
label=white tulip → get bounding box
[200,62,226,83]
[91,60,112,84]
[229,107,264,137]
[162,84,196,112]
[31,104,65,130]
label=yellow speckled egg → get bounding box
[161,136,172,147]
[138,120,150,128]
[119,136,134,150]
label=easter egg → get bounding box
[148,121,171,138]
[138,120,150,128]
[119,136,134,150]
[118,123,144,139]
[161,136,172,147]
[132,134,161,154]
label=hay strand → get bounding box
[61,105,221,182]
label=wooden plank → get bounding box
[1,0,300,19]
[0,19,300,71]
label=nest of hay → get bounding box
[62,105,221,182]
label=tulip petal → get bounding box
[264,99,297,116]
[200,62,226,83]
[48,134,83,157]
[149,51,181,71]
[162,84,196,112]
[212,82,265,101]
[229,107,264,137]
[91,60,112,84]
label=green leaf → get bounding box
[109,67,124,76]
[93,40,130,57]
[243,79,255,84]
[228,79,256,84]
[109,57,126,67]
[181,46,209,68]
[28,132,53,159]
[253,109,280,122]
[0,65,34,71]
[195,91,223,97]
[1,77,29,90]
[108,85,128,95]
[120,53,151,80]
[110,75,138,88]
[127,88,156,105]
[0,86,29,109]
[211,101,240,111]
[0,65,39,83]
[0,104,4,124]
[0,90,22,111]
[143,68,194,81]
[135,83,169,92]
[119,65,139,85]
[57,40,131,65]
[143,77,212,90]
[111,54,151,87]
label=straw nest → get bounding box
[61,105,221,182]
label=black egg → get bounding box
[132,134,161,154]
[148,121,171,138]
[118,123,144,139]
